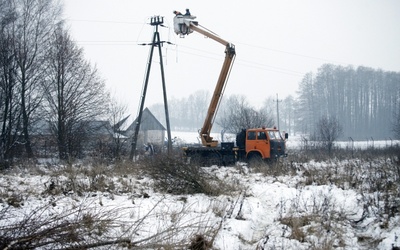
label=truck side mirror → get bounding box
[285,133,288,139]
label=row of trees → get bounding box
[0,0,109,164]
[150,64,400,141]
[150,93,276,134]
[296,64,400,140]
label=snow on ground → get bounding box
[1,159,399,249]
[1,134,399,249]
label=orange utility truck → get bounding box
[174,10,288,165]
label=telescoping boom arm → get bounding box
[173,10,236,147]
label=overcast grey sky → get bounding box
[63,0,400,115]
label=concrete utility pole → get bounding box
[130,16,173,161]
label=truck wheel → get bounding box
[247,152,263,167]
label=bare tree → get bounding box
[261,96,276,127]
[393,109,400,139]
[11,0,61,158]
[296,72,317,135]
[188,90,210,130]
[217,95,274,134]
[0,1,20,165]
[43,25,109,160]
[316,115,343,153]
[150,90,211,131]
[107,96,129,160]
[280,95,296,135]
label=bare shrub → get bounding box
[142,154,232,195]
[0,197,222,249]
[315,116,343,155]
[357,158,400,227]
[4,194,24,208]
[189,234,212,250]
[0,200,131,249]
[43,163,122,196]
[249,159,296,178]
[278,186,349,249]
[280,152,400,249]
[112,159,141,176]
[280,216,308,242]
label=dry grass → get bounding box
[0,146,398,249]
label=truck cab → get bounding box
[236,127,288,162]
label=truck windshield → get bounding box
[268,131,279,139]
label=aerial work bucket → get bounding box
[173,9,197,36]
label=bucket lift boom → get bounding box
[173,10,236,147]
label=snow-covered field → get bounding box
[0,134,399,249]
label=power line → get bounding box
[65,18,144,25]
[66,17,312,77]
[72,40,305,77]
[166,47,305,77]
[66,18,343,64]
[236,41,349,65]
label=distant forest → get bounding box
[150,64,400,140]
[296,64,399,140]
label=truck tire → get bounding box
[247,152,263,167]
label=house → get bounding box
[30,120,116,158]
[29,108,166,158]
[125,108,166,149]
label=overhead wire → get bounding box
[167,45,305,77]
[65,18,346,78]
[73,39,307,77]
[66,18,144,25]
[236,41,349,65]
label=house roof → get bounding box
[127,107,166,132]
[113,115,130,131]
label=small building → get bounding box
[31,120,116,158]
[125,107,166,149]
